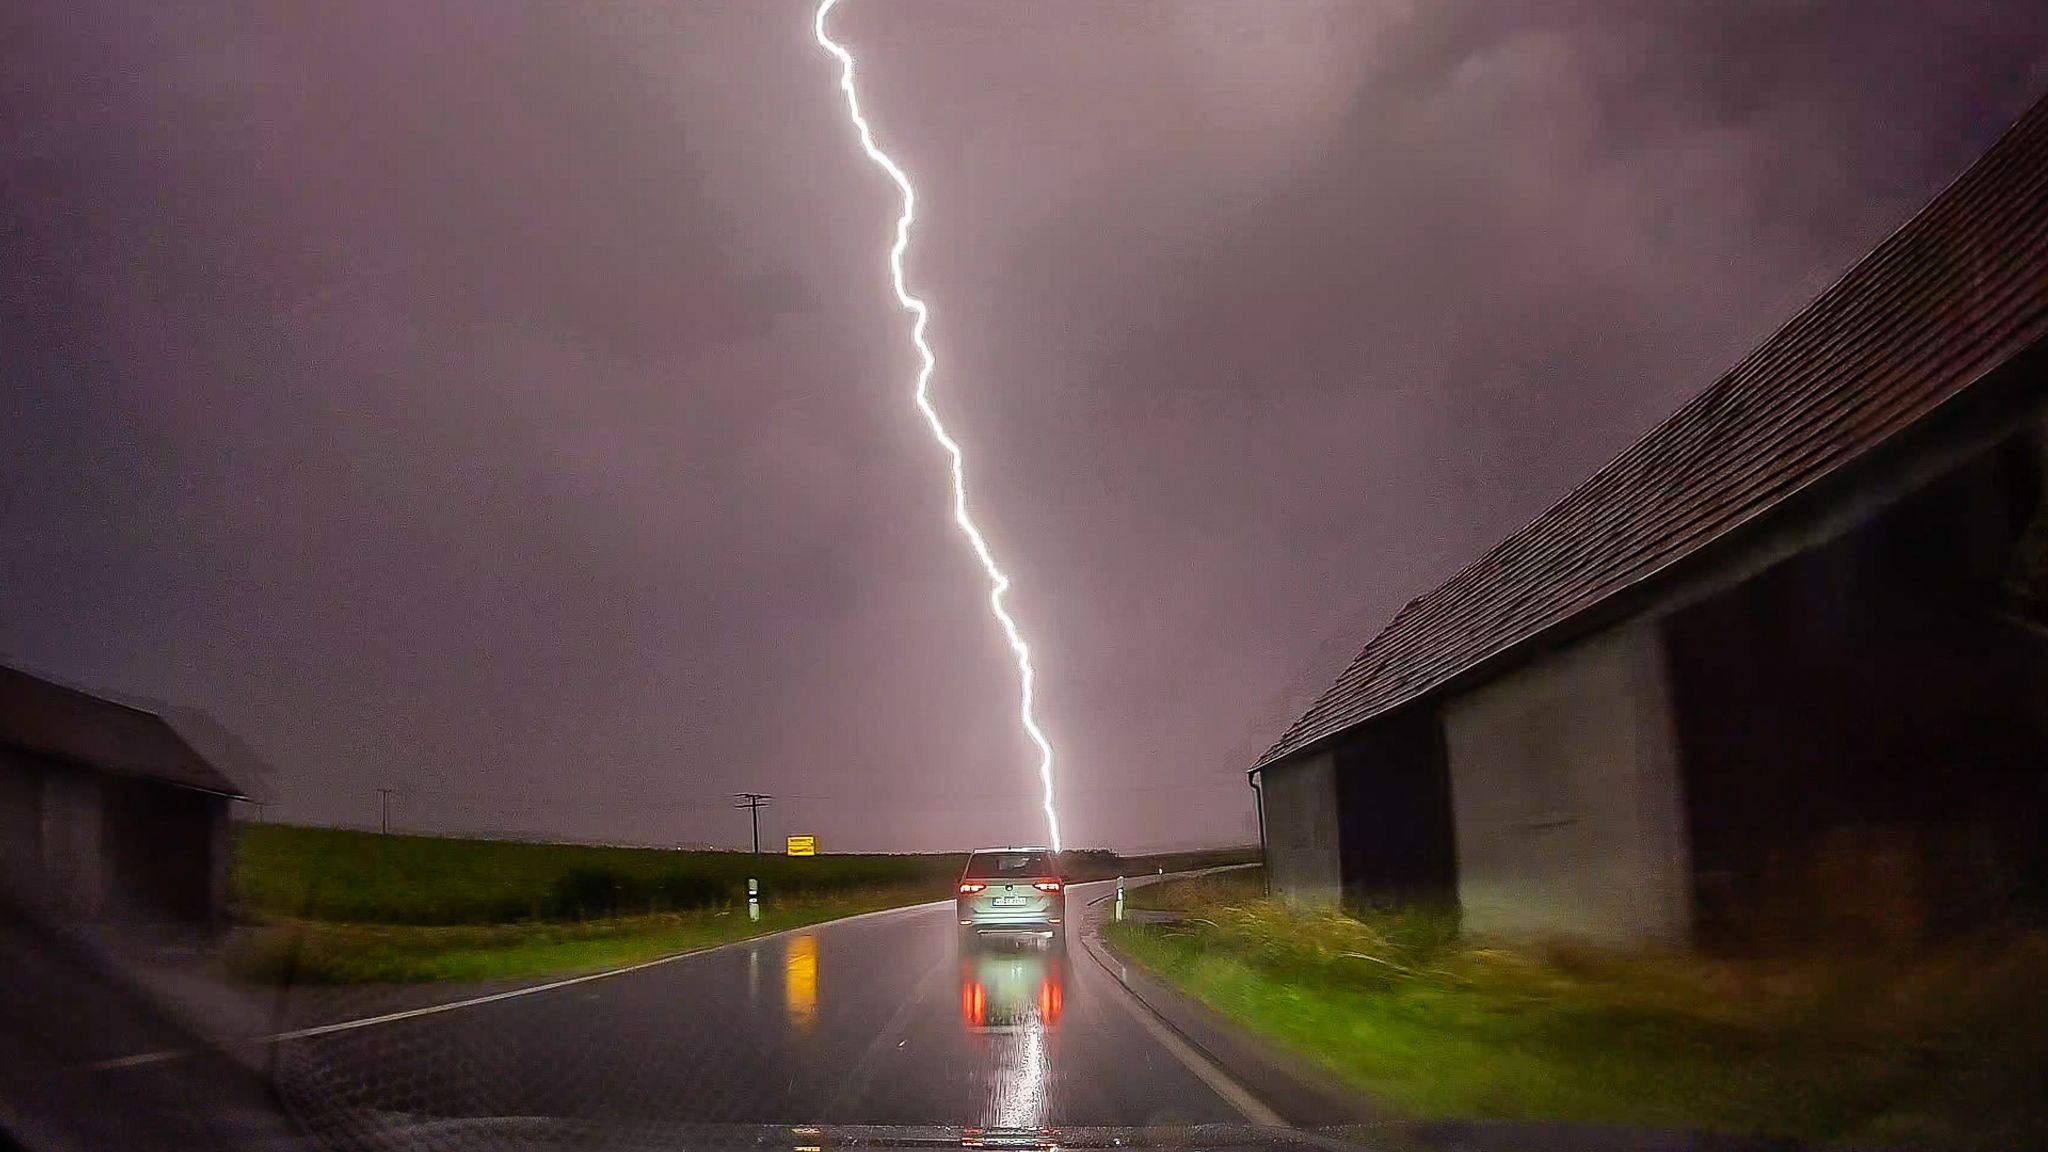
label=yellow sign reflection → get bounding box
[785,933,819,1028]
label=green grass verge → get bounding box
[236,824,1258,926]
[227,884,936,984]
[235,824,970,924]
[227,825,1258,983]
[1106,869,2048,1149]
[1123,867,1266,912]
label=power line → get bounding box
[771,778,1249,803]
[733,792,771,854]
[318,778,1248,833]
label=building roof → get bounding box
[0,665,247,797]
[1255,94,2048,772]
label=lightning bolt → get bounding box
[814,0,1063,852]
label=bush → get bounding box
[1056,849,1120,878]
[234,824,972,925]
[549,868,731,919]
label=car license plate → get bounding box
[992,895,1029,907]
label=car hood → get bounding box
[316,1118,1778,1152]
[296,1119,1362,1151]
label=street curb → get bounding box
[1080,880,1385,1128]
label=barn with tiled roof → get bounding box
[1,664,245,923]
[1252,94,2048,949]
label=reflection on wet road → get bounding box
[268,879,1244,1133]
[960,942,1066,1128]
[786,934,819,1029]
[960,943,1065,1033]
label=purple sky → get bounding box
[4,2,2044,852]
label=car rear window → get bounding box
[964,851,1054,878]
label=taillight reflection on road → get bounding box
[962,980,987,1029]
[958,945,1065,1033]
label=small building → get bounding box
[0,665,246,924]
[1252,95,2048,952]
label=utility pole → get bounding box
[733,792,771,853]
[376,787,397,835]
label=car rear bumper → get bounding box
[957,900,1064,930]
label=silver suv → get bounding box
[955,846,1065,941]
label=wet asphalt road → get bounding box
[267,879,1247,1134]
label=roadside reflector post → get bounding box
[748,878,761,923]
[1114,875,1125,923]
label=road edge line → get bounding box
[1076,868,1285,1127]
[266,897,953,1042]
[1083,869,1386,1129]
[1081,930,1284,1126]
[90,862,1260,1071]
[85,897,950,1069]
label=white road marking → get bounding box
[87,863,1259,1076]
[86,1049,188,1070]
[85,898,949,1072]
[1077,910,1285,1126]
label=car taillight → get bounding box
[958,882,987,894]
[1033,880,1062,893]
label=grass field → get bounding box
[235,824,969,924]
[229,824,1255,983]
[1107,869,2048,1150]
[227,885,937,984]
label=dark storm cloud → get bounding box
[881,0,2048,820]
[4,2,2044,850]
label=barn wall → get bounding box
[102,777,217,921]
[1443,619,1691,946]
[1,749,232,924]
[1257,751,1341,905]
[1664,432,2048,950]
[1333,707,1458,908]
[39,763,105,919]
[0,749,45,909]
[207,793,232,923]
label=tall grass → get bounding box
[1109,869,2048,1148]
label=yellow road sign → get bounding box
[787,834,817,856]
